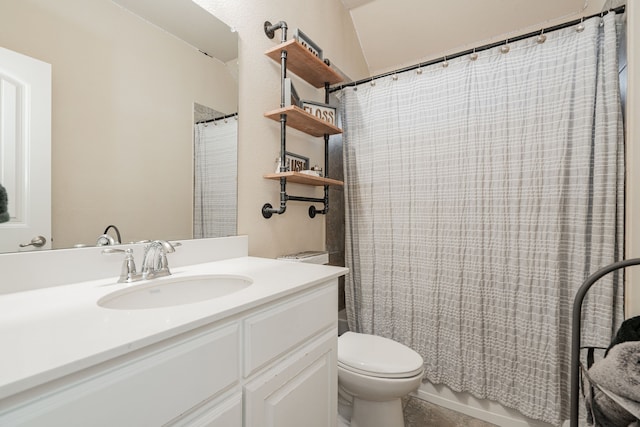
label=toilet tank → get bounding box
[277,251,349,334]
[277,251,329,265]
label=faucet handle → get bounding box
[102,248,141,283]
[152,240,179,253]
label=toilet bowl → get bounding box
[338,332,424,427]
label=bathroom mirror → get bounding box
[0,0,238,252]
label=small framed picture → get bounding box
[285,151,309,172]
[293,29,323,60]
[301,100,336,125]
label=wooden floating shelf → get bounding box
[265,39,344,88]
[264,172,344,187]
[264,105,342,137]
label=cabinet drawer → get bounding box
[243,281,337,376]
[0,323,240,427]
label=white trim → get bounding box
[625,0,640,317]
[413,382,554,427]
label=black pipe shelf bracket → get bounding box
[264,20,288,43]
[569,258,640,427]
[261,20,344,219]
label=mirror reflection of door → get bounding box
[0,47,51,253]
[193,103,238,238]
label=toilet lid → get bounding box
[338,332,424,378]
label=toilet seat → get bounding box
[338,332,424,379]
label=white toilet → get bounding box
[337,331,424,427]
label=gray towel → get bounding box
[0,183,8,223]
[606,316,640,356]
[586,341,640,426]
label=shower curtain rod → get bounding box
[196,111,238,125]
[329,5,625,93]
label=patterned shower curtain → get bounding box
[193,118,237,238]
[339,13,623,426]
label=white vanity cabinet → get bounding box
[0,278,339,427]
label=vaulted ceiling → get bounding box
[341,0,612,75]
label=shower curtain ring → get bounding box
[370,78,376,86]
[442,56,449,68]
[576,17,585,32]
[469,49,478,61]
[500,39,510,54]
[416,64,423,74]
[537,29,547,44]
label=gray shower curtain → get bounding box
[194,119,238,238]
[339,13,624,426]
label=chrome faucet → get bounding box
[102,240,180,283]
[141,240,177,280]
[96,233,116,246]
[96,224,122,246]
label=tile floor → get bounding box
[403,396,498,427]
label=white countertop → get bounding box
[0,256,348,401]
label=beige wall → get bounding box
[189,0,640,317]
[626,2,640,317]
[206,0,640,317]
[0,0,237,248]
[4,0,635,316]
[197,0,369,258]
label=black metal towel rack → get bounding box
[570,258,640,427]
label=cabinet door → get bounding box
[167,392,242,427]
[244,329,337,427]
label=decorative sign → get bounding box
[302,100,336,126]
[293,29,323,60]
[285,151,309,172]
[283,78,300,107]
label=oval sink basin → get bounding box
[98,274,252,310]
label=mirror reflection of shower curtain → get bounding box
[193,119,237,238]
